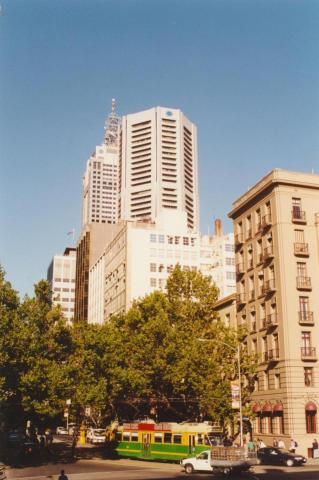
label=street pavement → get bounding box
[4,436,319,480]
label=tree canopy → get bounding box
[0,265,256,431]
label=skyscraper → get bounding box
[119,107,199,231]
[81,99,120,229]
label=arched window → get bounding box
[305,402,317,434]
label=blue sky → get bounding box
[1,0,319,296]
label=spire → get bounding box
[104,98,121,148]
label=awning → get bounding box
[273,402,283,412]
[252,403,261,413]
[305,401,317,412]
[262,403,272,413]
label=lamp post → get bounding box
[199,339,243,447]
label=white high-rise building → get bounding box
[47,247,77,322]
[81,100,120,229]
[88,215,235,324]
[119,107,199,231]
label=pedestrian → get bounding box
[313,439,319,459]
[247,439,255,452]
[278,438,285,449]
[273,438,278,447]
[289,438,297,453]
[58,470,68,480]
[258,438,266,449]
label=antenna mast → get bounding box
[104,98,121,148]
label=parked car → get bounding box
[86,428,106,444]
[56,426,68,435]
[257,447,307,467]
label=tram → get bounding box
[106,419,222,461]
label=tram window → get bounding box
[116,432,122,441]
[154,433,163,443]
[173,434,182,444]
[164,433,172,443]
[131,432,138,442]
[123,432,130,441]
[197,434,203,445]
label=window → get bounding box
[131,432,138,442]
[150,263,156,272]
[150,278,157,287]
[304,368,314,387]
[183,237,189,246]
[158,234,165,244]
[292,197,302,217]
[167,236,173,244]
[297,262,307,277]
[173,434,182,444]
[164,433,172,443]
[150,234,157,243]
[305,403,317,433]
[275,373,281,389]
[115,432,122,441]
[226,271,235,280]
[174,236,180,245]
[295,229,305,243]
[226,257,235,265]
[154,433,163,443]
[123,432,130,441]
[225,244,234,252]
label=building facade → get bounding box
[81,100,120,229]
[74,223,121,322]
[47,247,76,322]
[88,213,235,324]
[229,169,319,457]
[119,107,199,231]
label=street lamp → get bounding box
[198,338,243,447]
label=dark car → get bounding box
[5,432,38,462]
[257,447,307,467]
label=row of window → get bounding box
[150,234,197,246]
[150,263,197,274]
[54,278,75,283]
[54,287,75,292]
[116,432,183,444]
[150,248,198,260]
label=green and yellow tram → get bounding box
[108,419,222,461]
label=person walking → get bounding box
[278,438,285,449]
[58,470,68,480]
[289,438,297,453]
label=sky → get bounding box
[1,0,319,297]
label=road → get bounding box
[4,436,319,480]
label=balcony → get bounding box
[249,289,255,302]
[294,242,309,256]
[262,278,276,295]
[236,293,247,306]
[264,348,280,362]
[235,233,244,247]
[296,276,312,290]
[236,263,244,276]
[265,312,278,328]
[301,347,317,361]
[261,214,272,229]
[299,311,314,326]
[263,245,274,262]
[292,209,306,223]
[246,229,252,241]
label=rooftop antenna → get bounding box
[104,98,121,148]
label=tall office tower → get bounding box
[119,107,199,231]
[47,247,76,322]
[229,169,319,458]
[81,99,120,229]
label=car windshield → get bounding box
[94,429,105,435]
